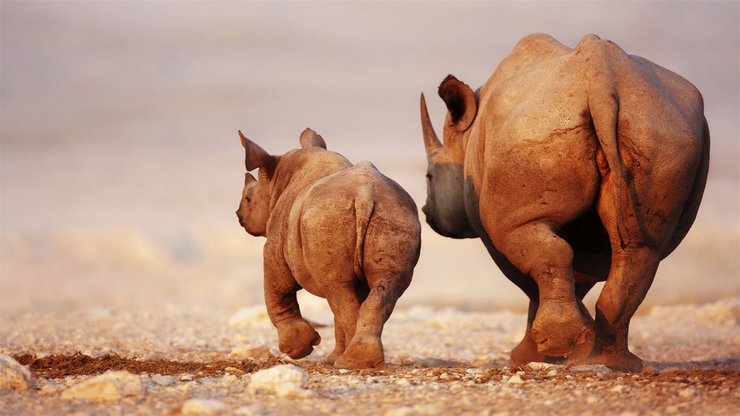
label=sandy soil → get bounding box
[1,299,738,415]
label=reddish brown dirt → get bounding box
[13,353,285,379]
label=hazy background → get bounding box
[1,1,738,316]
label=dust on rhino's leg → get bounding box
[497,222,595,359]
[587,247,660,371]
[324,280,361,365]
[335,272,412,369]
[263,264,320,360]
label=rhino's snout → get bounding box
[421,204,430,219]
[236,210,245,227]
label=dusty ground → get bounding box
[1,299,738,415]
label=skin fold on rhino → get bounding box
[420,33,709,371]
[236,128,421,369]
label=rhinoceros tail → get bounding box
[588,69,644,248]
[353,184,376,281]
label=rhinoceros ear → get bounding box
[438,75,477,132]
[238,130,275,178]
[299,128,327,149]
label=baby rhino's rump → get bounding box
[293,162,421,287]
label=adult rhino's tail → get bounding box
[353,183,376,281]
[584,35,648,248]
[588,77,642,248]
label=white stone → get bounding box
[61,370,143,401]
[507,374,524,384]
[247,364,312,398]
[385,406,415,416]
[569,364,613,374]
[152,374,176,386]
[228,306,271,328]
[0,354,32,391]
[181,399,227,416]
[526,362,555,371]
[679,387,696,398]
[229,345,271,360]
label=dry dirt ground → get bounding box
[1,299,738,415]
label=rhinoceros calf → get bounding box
[236,128,421,368]
[419,33,709,371]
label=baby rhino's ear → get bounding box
[299,128,327,149]
[238,130,275,177]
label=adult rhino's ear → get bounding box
[299,128,327,149]
[438,74,477,132]
[238,130,276,178]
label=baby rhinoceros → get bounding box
[236,128,421,369]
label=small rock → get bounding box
[247,364,312,398]
[152,374,176,386]
[610,384,626,393]
[526,362,554,371]
[546,368,558,378]
[507,374,524,384]
[228,306,271,328]
[385,406,414,416]
[679,387,696,398]
[0,354,33,391]
[62,370,143,401]
[586,396,599,404]
[396,378,410,386]
[180,374,194,381]
[181,398,227,416]
[229,345,271,360]
[569,364,612,374]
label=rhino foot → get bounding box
[276,319,321,359]
[572,349,644,372]
[532,300,595,358]
[335,335,384,369]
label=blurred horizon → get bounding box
[1,1,738,315]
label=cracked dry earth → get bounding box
[1,299,738,415]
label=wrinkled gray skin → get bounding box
[237,128,421,368]
[420,34,709,371]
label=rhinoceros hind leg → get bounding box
[335,335,385,369]
[336,272,411,369]
[588,247,659,372]
[324,281,362,365]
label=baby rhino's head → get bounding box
[236,130,273,237]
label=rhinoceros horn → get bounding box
[420,93,442,156]
[238,130,275,178]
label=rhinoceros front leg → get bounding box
[496,222,596,359]
[511,282,595,367]
[263,264,321,360]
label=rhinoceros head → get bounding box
[236,130,275,237]
[419,75,478,239]
[236,129,327,237]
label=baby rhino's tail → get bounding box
[353,183,376,281]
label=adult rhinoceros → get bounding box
[419,33,709,371]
